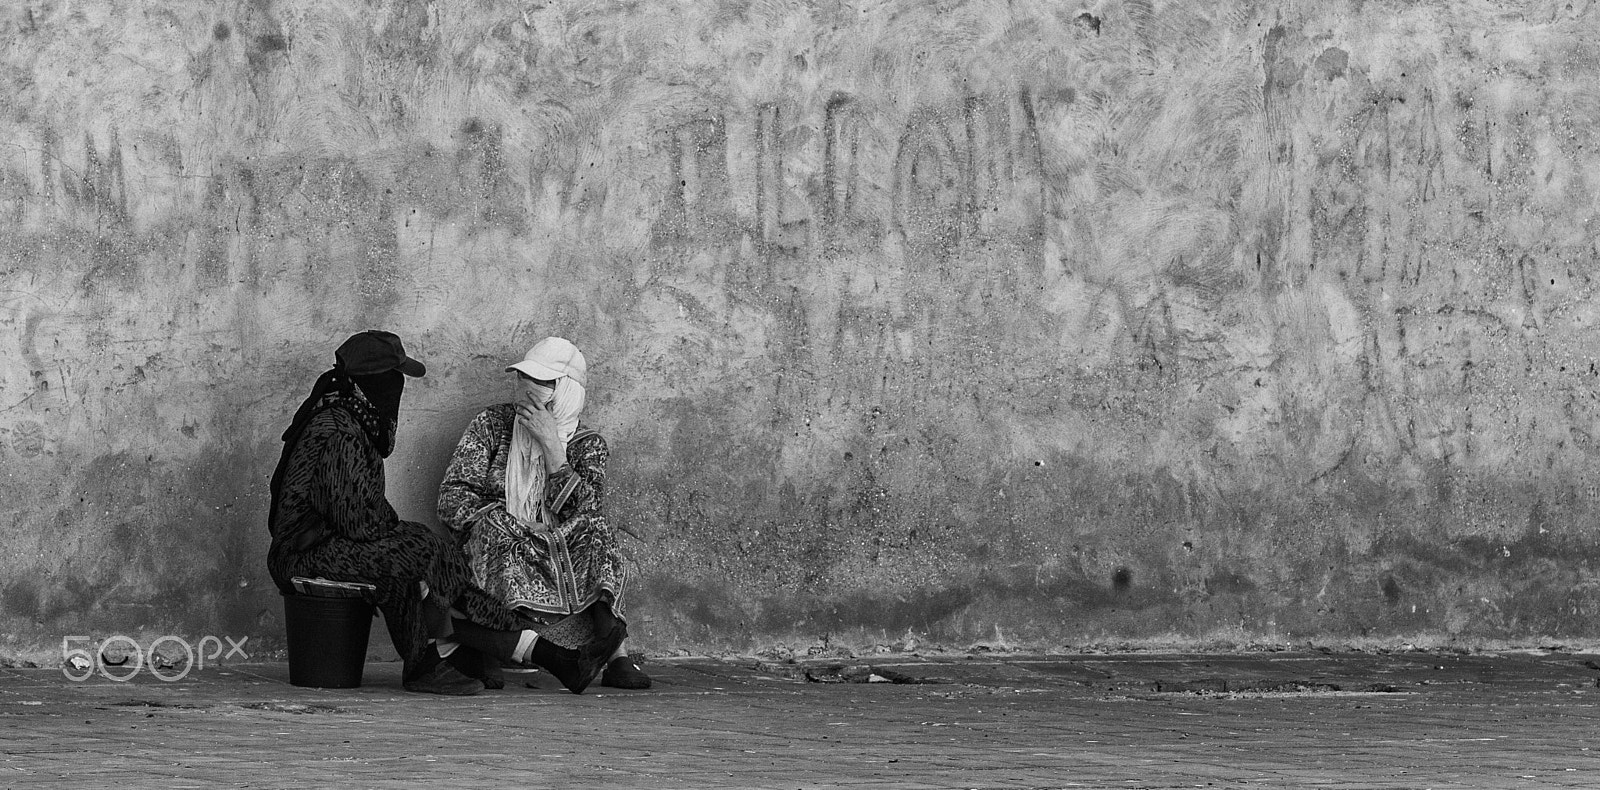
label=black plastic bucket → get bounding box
[282,594,375,688]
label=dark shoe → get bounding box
[528,621,627,695]
[479,660,506,690]
[600,655,651,689]
[445,647,505,690]
[403,661,484,696]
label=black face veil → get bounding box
[351,370,404,425]
[348,369,403,457]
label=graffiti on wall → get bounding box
[651,88,1068,262]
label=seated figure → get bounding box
[438,336,650,689]
[266,330,623,695]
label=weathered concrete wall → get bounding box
[4,0,1600,660]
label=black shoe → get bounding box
[600,655,651,689]
[445,647,505,690]
[528,622,627,695]
[403,661,485,696]
[479,660,506,690]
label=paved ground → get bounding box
[4,649,1600,789]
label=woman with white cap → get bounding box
[269,331,623,696]
[438,336,651,689]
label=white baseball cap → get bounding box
[506,337,587,387]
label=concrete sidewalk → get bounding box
[4,649,1600,789]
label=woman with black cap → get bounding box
[267,330,623,695]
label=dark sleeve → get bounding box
[546,432,608,523]
[305,420,397,543]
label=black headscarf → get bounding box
[266,366,404,537]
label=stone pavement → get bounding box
[4,649,1600,789]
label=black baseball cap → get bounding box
[335,330,426,377]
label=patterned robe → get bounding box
[267,394,524,678]
[438,404,626,623]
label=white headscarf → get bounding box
[506,376,586,524]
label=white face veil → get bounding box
[506,375,586,524]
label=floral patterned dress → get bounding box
[438,403,626,625]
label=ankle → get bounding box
[511,630,539,665]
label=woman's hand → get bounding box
[515,398,568,473]
[515,398,561,448]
